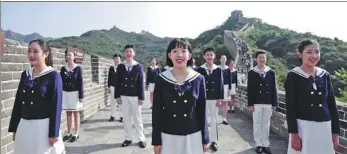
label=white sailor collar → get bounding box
[291,66,326,78]
[230,68,236,73]
[26,66,55,80]
[252,65,271,73]
[113,64,118,72]
[200,63,219,70]
[123,60,139,67]
[219,65,229,70]
[64,64,79,71]
[160,68,199,85]
[150,65,159,70]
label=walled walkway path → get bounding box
[64,92,288,154]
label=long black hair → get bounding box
[166,38,193,67]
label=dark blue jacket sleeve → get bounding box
[107,67,112,88]
[8,71,25,133]
[196,76,210,144]
[247,71,255,106]
[77,66,84,99]
[49,72,63,137]
[137,65,145,100]
[272,71,278,107]
[326,73,340,134]
[228,70,232,90]
[151,77,163,145]
[284,73,298,133]
[218,69,224,99]
[115,65,122,99]
[146,67,150,86]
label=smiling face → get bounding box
[204,51,215,64]
[256,53,266,67]
[27,42,48,66]
[220,55,227,64]
[297,43,320,67]
[114,56,121,65]
[124,47,135,60]
[66,51,75,64]
[151,58,157,66]
[168,46,192,69]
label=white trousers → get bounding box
[161,131,203,154]
[287,120,334,154]
[14,118,65,154]
[120,95,145,142]
[253,104,272,147]
[206,100,218,142]
[110,86,123,118]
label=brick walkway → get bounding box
[64,93,288,154]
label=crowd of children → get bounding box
[7,38,340,154]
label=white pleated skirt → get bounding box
[230,83,236,95]
[223,85,231,101]
[148,83,155,92]
[62,91,83,111]
[14,118,66,154]
[287,119,335,154]
[161,131,203,154]
[110,86,116,104]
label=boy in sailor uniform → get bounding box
[61,49,84,142]
[228,60,238,113]
[285,39,340,154]
[107,53,123,122]
[115,44,146,148]
[219,55,231,125]
[247,50,278,154]
[8,39,65,154]
[152,38,209,154]
[146,57,161,109]
[196,47,223,152]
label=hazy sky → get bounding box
[2,2,347,41]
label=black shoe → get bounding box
[231,110,235,113]
[63,134,72,142]
[210,142,218,152]
[119,117,123,122]
[228,110,232,113]
[109,116,115,122]
[262,147,272,154]
[222,120,228,125]
[255,146,262,153]
[121,140,132,147]
[69,134,79,142]
[138,141,146,148]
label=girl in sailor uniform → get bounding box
[8,39,65,154]
[107,53,123,122]
[247,50,278,154]
[196,47,224,152]
[146,57,161,109]
[61,49,84,142]
[228,60,238,113]
[219,55,231,125]
[285,39,340,154]
[152,38,210,154]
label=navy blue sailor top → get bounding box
[8,67,63,138]
[60,65,84,99]
[114,60,145,100]
[284,67,340,134]
[230,69,238,87]
[247,66,278,107]
[151,68,210,145]
[146,66,161,85]
[196,63,224,100]
[220,65,232,89]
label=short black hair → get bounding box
[203,47,215,55]
[166,38,193,67]
[255,50,266,58]
[113,53,121,59]
[124,44,136,51]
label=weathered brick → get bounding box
[1,118,11,129]
[22,63,31,70]
[1,63,22,72]
[1,81,19,91]
[1,55,13,63]
[2,98,15,109]
[1,127,10,138]
[337,145,347,154]
[1,134,13,147]
[11,55,27,63]
[1,146,6,154]
[1,108,13,119]
[12,72,22,80]
[340,137,347,147]
[6,142,14,154]
[1,72,12,81]
[1,90,14,102]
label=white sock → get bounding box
[232,106,235,110]
[223,118,227,121]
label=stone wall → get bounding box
[236,84,347,154]
[0,46,113,154]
